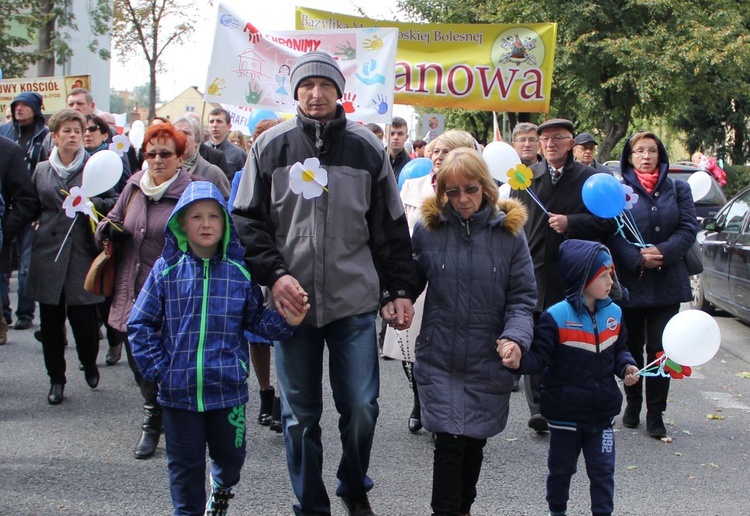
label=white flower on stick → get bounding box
[109,134,131,156]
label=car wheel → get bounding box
[689,274,715,314]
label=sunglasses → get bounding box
[145,150,176,160]
[85,125,101,133]
[445,185,481,198]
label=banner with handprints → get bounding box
[205,3,398,123]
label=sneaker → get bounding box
[528,413,549,433]
[13,318,33,330]
[340,493,375,516]
[205,478,234,515]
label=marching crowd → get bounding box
[0,50,700,516]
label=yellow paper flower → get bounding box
[108,134,131,156]
[507,163,533,190]
[289,158,329,199]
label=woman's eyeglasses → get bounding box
[145,150,176,160]
[445,185,481,198]
[85,126,101,133]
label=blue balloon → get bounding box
[247,109,279,134]
[582,173,626,218]
[398,157,433,190]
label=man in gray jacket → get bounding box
[232,50,417,516]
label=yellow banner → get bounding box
[296,7,556,113]
[0,75,91,114]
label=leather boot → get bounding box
[409,379,422,433]
[134,402,163,459]
[269,396,282,433]
[258,386,275,425]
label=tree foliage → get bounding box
[112,0,198,120]
[398,0,750,162]
[0,0,111,79]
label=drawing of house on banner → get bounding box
[234,49,267,80]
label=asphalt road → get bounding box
[1,296,750,515]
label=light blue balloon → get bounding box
[247,109,279,134]
[582,173,625,218]
[398,157,433,190]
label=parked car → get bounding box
[601,162,726,220]
[691,185,750,323]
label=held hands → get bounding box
[497,338,522,369]
[623,365,640,386]
[272,275,309,324]
[548,213,569,234]
[640,246,664,268]
[381,298,415,331]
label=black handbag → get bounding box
[672,180,703,275]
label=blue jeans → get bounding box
[1,225,35,322]
[275,311,380,516]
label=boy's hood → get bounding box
[559,239,626,313]
[164,181,242,262]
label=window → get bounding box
[185,106,195,113]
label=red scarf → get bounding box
[634,169,658,194]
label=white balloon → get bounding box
[687,171,712,202]
[483,141,521,182]
[662,309,721,366]
[498,182,512,200]
[129,120,146,150]
[82,150,123,196]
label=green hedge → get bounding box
[724,165,750,199]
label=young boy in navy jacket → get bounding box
[128,182,308,515]
[501,239,639,516]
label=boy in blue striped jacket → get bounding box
[128,181,308,515]
[501,239,639,516]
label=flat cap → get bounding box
[574,132,598,146]
[536,118,575,135]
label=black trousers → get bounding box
[114,328,159,405]
[622,304,680,413]
[40,295,99,385]
[431,432,487,516]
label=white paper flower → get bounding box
[62,186,95,219]
[289,158,328,199]
[109,134,131,156]
[622,183,639,209]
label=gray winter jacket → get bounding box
[413,196,536,439]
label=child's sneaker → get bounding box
[205,477,234,515]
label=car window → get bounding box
[717,191,750,234]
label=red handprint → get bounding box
[341,92,357,114]
[243,22,261,44]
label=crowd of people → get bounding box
[0,49,701,516]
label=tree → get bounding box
[398,0,750,161]
[112,0,198,120]
[0,0,111,79]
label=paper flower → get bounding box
[109,134,131,156]
[289,158,329,199]
[656,351,692,379]
[62,186,95,220]
[622,183,639,209]
[506,163,533,190]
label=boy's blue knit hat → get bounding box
[586,249,612,287]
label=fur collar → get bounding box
[419,195,528,236]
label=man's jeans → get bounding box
[1,225,35,323]
[275,311,380,516]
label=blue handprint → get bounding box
[372,95,388,115]
[356,59,386,86]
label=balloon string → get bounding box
[54,214,78,263]
[526,188,550,217]
[634,355,665,377]
[624,210,647,246]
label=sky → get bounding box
[110,0,406,101]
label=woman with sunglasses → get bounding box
[411,147,536,515]
[385,130,479,435]
[26,109,117,405]
[95,122,196,459]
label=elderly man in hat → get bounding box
[574,132,611,172]
[232,50,417,516]
[511,118,614,435]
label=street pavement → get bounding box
[1,298,750,515]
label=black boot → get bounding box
[134,402,163,459]
[408,378,422,433]
[269,396,282,433]
[258,387,275,425]
[622,400,641,428]
[646,411,667,438]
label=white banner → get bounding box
[204,3,398,123]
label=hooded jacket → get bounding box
[412,196,536,440]
[0,92,49,175]
[605,134,699,307]
[514,239,636,432]
[127,181,296,412]
[232,105,418,327]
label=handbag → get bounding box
[671,179,703,275]
[84,238,116,296]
